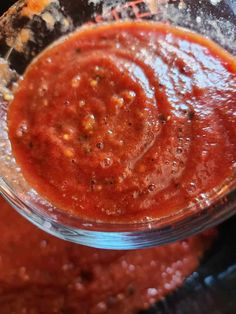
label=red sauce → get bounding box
[8,22,236,222]
[0,196,216,313]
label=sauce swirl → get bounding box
[8,22,236,222]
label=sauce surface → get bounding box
[0,196,216,313]
[8,21,236,222]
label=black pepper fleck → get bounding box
[80,270,94,283]
[188,110,195,120]
[126,284,135,296]
[158,114,166,124]
[28,141,33,149]
[96,142,104,149]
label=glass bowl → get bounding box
[0,0,236,249]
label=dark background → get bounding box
[0,1,16,15]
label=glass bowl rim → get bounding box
[1,176,236,249]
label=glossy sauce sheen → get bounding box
[0,196,216,313]
[8,22,236,222]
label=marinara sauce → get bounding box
[0,196,216,313]
[8,22,236,222]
